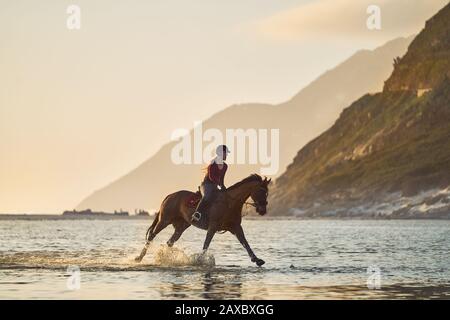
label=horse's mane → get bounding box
[228,174,263,190]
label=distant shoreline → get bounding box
[0,214,153,221]
[1,214,449,221]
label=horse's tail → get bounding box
[145,211,160,242]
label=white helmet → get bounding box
[216,145,230,157]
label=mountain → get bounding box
[269,4,450,218]
[77,37,413,212]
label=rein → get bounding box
[225,187,262,217]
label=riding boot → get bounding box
[192,181,216,222]
[192,199,209,222]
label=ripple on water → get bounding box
[1,219,450,299]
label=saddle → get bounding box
[185,188,202,208]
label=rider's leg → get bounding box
[192,182,215,222]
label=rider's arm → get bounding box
[219,164,227,191]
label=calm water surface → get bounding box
[0,219,449,299]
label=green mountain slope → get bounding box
[385,4,450,92]
[270,4,450,218]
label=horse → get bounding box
[135,174,271,266]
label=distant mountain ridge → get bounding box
[269,3,450,218]
[77,37,413,212]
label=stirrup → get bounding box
[192,211,202,222]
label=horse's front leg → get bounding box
[202,227,216,253]
[233,225,265,266]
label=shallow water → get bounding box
[0,219,449,299]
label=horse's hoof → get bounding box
[135,246,148,263]
[252,258,265,267]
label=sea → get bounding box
[0,218,449,299]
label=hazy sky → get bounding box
[0,0,447,213]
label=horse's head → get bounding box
[250,177,271,215]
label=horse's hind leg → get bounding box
[148,219,170,242]
[167,221,190,247]
[135,218,171,262]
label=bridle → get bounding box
[226,186,268,213]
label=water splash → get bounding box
[0,246,216,271]
[189,251,216,266]
[152,245,215,267]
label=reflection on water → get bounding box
[0,219,449,299]
[200,271,243,300]
[157,271,244,300]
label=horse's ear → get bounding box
[268,178,272,184]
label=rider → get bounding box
[191,145,230,222]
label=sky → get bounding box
[0,0,447,213]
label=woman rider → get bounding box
[191,145,230,222]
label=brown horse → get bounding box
[135,174,271,266]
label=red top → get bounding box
[204,162,228,186]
